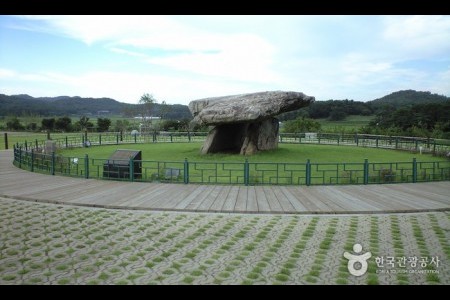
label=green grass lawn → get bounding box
[318,115,373,133]
[0,132,85,150]
[52,143,447,185]
[59,142,442,163]
[9,133,449,185]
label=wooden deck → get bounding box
[1,150,449,214]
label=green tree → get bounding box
[281,117,321,133]
[6,117,25,130]
[97,118,111,132]
[159,100,171,121]
[41,118,56,131]
[74,116,93,132]
[79,116,90,130]
[113,120,129,132]
[328,109,347,121]
[138,93,157,133]
[55,116,72,132]
[26,122,38,131]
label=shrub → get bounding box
[380,168,396,183]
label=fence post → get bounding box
[433,140,436,154]
[25,140,28,151]
[395,138,399,149]
[99,134,102,145]
[51,152,55,175]
[35,139,39,150]
[188,132,191,142]
[355,134,359,146]
[337,135,340,146]
[412,158,417,183]
[184,158,189,184]
[318,133,321,144]
[244,159,249,186]
[134,134,137,144]
[31,149,34,172]
[19,146,22,168]
[376,137,379,148]
[4,133,8,150]
[415,139,418,151]
[116,134,119,145]
[306,159,311,186]
[363,159,369,184]
[129,158,134,182]
[170,134,173,143]
[84,154,89,179]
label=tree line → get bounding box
[2,115,204,133]
[0,94,192,119]
[361,102,450,139]
[4,116,112,132]
[279,90,449,122]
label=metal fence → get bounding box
[14,131,450,154]
[12,131,450,186]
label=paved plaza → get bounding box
[0,197,449,285]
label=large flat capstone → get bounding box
[189,91,314,155]
[189,91,314,126]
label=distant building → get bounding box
[134,116,161,120]
[97,110,110,116]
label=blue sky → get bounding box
[1,15,449,105]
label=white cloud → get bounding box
[146,34,277,83]
[16,15,279,84]
[382,15,450,59]
[0,68,16,78]
[3,15,450,103]
[0,69,269,104]
[430,67,450,95]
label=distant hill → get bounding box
[369,90,449,109]
[1,90,449,120]
[0,94,192,120]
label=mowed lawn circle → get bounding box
[59,142,443,163]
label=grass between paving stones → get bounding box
[143,215,226,283]
[428,214,450,260]
[390,216,409,284]
[303,218,338,284]
[336,217,358,284]
[219,218,279,285]
[0,199,449,285]
[159,216,237,284]
[410,217,440,284]
[242,217,297,285]
[212,216,280,284]
[366,217,380,285]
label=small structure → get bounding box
[103,149,142,179]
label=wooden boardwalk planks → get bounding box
[1,150,449,214]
